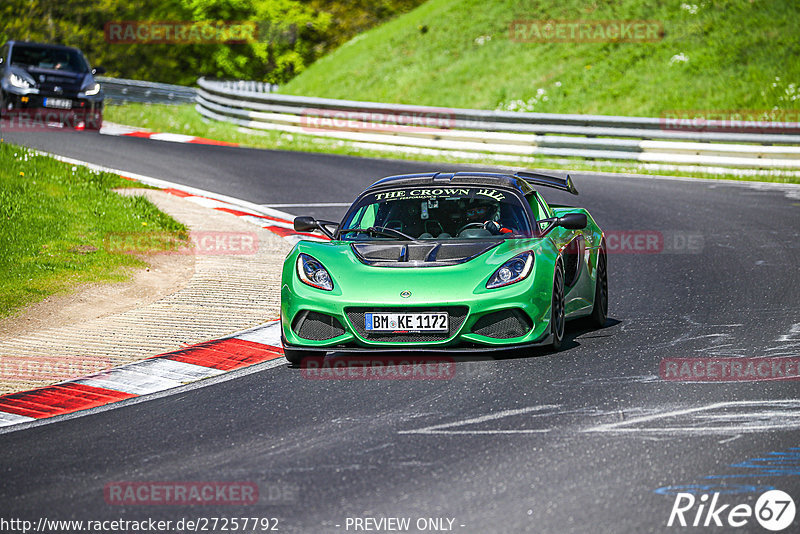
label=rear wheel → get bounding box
[551,262,566,351]
[589,250,608,328]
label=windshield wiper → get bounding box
[341,226,418,241]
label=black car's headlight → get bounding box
[9,73,32,89]
[83,82,100,96]
[296,253,333,291]
[487,251,534,289]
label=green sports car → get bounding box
[280,171,607,365]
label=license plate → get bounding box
[365,312,449,332]
[44,98,72,109]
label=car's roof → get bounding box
[366,172,535,195]
[6,40,81,53]
[365,171,579,196]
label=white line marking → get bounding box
[586,400,800,434]
[99,121,142,135]
[398,405,560,435]
[118,358,225,382]
[185,196,243,209]
[238,215,292,227]
[0,411,37,427]
[234,321,283,347]
[73,368,183,395]
[149,133,196,143]
[259,219,295,230]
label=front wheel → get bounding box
[551,262,566,351]
[283,346,316,366]
[589,250,608,328]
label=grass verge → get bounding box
[282,0,800,116]
[0,141,188,318]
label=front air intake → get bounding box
[471,309,532,339]
[292,311,346,341]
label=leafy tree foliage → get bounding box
[0,0,423,84]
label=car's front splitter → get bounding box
[281,331,553,353]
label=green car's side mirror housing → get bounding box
[556,213,587,230]
[294,216,318,232]
[294,216,337,238]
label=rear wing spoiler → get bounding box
[514,172,579,195]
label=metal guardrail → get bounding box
[195,77,800,169]
[207,80,279,94]
[98,76,197,105]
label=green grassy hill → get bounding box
[281,0,800,116]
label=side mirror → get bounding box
[294,216,337,239]
[556,213,587,230]
[294,216,317,232]
[92,66,107,75]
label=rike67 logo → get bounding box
[667,490,795,531]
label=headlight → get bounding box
[487,251,534,289]
[84,82,100,96]
[9,73,31,89]
[296,253,333,291]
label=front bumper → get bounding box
[281,263,555,351]
[2,85,103,128]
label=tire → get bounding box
[589,250,608,329]
[283,346,315,366]
[551,261,566,351]
[85,112,103,131]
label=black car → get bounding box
[0,40,106,130]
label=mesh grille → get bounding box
[292,311,345,341]
[39,76,82,94]
[471,309,532,339]
[346,306,468,343]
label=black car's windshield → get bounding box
[339,186,532,240]
[10,45,89,73]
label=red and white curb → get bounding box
[38,150,330,244]
[159,187,329,244]
[100,122,238,147]
[0,322,284,429]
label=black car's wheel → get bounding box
[551,261,566,351]
[589,250,608,328]
[283,346,315,366]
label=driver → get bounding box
[462,199,512,235]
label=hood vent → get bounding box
[351,241,500,267]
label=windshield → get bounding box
[339,186,533,240]
[10,45,89,73]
